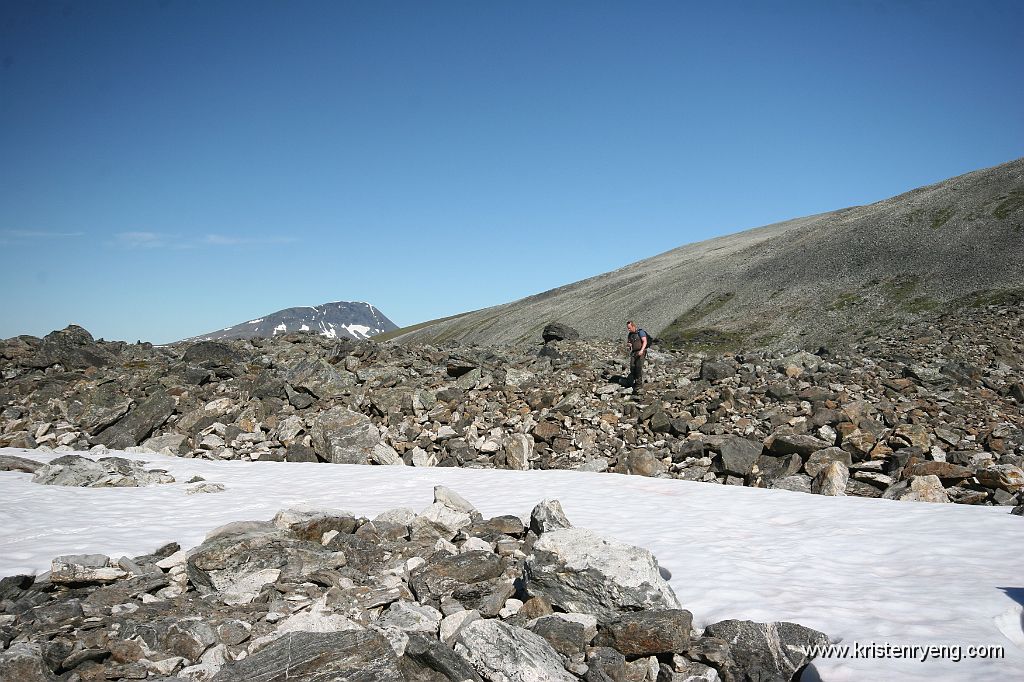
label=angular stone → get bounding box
[902,461,974,483]
[286,357,355,400]
[456,619,576,682]
[804,447,853,478]
[702,619,829,682]
[700,361,736,382]
[211,630,403,682]
[882,475,950,503]
[526,527,680,621]
[50,554,127,584]
[310,406,380,464]
[530,499,572,535]
[528,613,598,657]
[542,323,580,343]
[717,436,763,477]
[976,464,1024,493]
[182,341,244,367]
[0,643,57,682]
[768,433,831,458]
[93,392,175,449]
[505,433,534,470]
[596,609,692,656]
[0,454,42,474]
[403,632,484,682]
[811,460,849,496]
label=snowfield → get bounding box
[1,447,1021,681]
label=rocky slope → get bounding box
[388,157,1024,350]
[185,301,397,342]
[1,297,1022,510]
[0,492,828,682]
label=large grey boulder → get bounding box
[716,436,763,477]
[182,341,244,367]
[542,323,580,343]
[595,609,693,656]
[0,453,42,474]
[455,618,577,682]
[310,406,380,464]
[285,357,356,400]
[0,643,57,682]
[882,475,950,503]
[72,382,133,435]
[28,325,114,370]
[32,455,175,487]
[525,528,681,620]
[211,630,404,682]
[701,619,829,682]
[92,392,175,449]
[403,632,484,681]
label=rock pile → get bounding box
[2,301,1023,509]
[0,491,829,681]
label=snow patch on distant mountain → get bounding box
[184,301,398,342]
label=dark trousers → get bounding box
[629,352,644,389]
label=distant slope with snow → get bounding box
[183,301,398,342]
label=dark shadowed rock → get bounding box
[92,392,175,449]
[768,433,831,458]
[596,609,692,656]
[28,325,114,370]
[182,341,244,367]
[542,323,581,343]
[403,633,483,682]
[700,361,736,382]
[211,630,403,682]
[717,436,763,477]
[702,619,829,682]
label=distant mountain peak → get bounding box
[184,301,398,342]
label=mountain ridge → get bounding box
[387,157,1024,350]
[184,300,398,342]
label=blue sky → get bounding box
[1,1,1021,344]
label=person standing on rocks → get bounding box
[626,321,648,394]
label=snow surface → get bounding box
[247,318,263,324]
[343,323,371,338]
[1,447,1021,681]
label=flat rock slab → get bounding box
[210,630,403,682]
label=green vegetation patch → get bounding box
[659,292,741,351]
[660,327,748,353]
[992,189,1024,220]
[930,205,955,229]
[965,287,1024,308]
[826,292,866,311]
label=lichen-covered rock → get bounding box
[526,527,681,620]
[701,619,829,681]
[309,406,380,464]
[211,630,404,682]
[456,618,577,682]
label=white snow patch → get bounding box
[272,323,287,335]
[247,318,263,325]
[0,448,1021,681]
[344,324,371,339]
[299,324,310,332]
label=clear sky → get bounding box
[2,1,1022,344]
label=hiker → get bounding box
[626,321,648,393]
